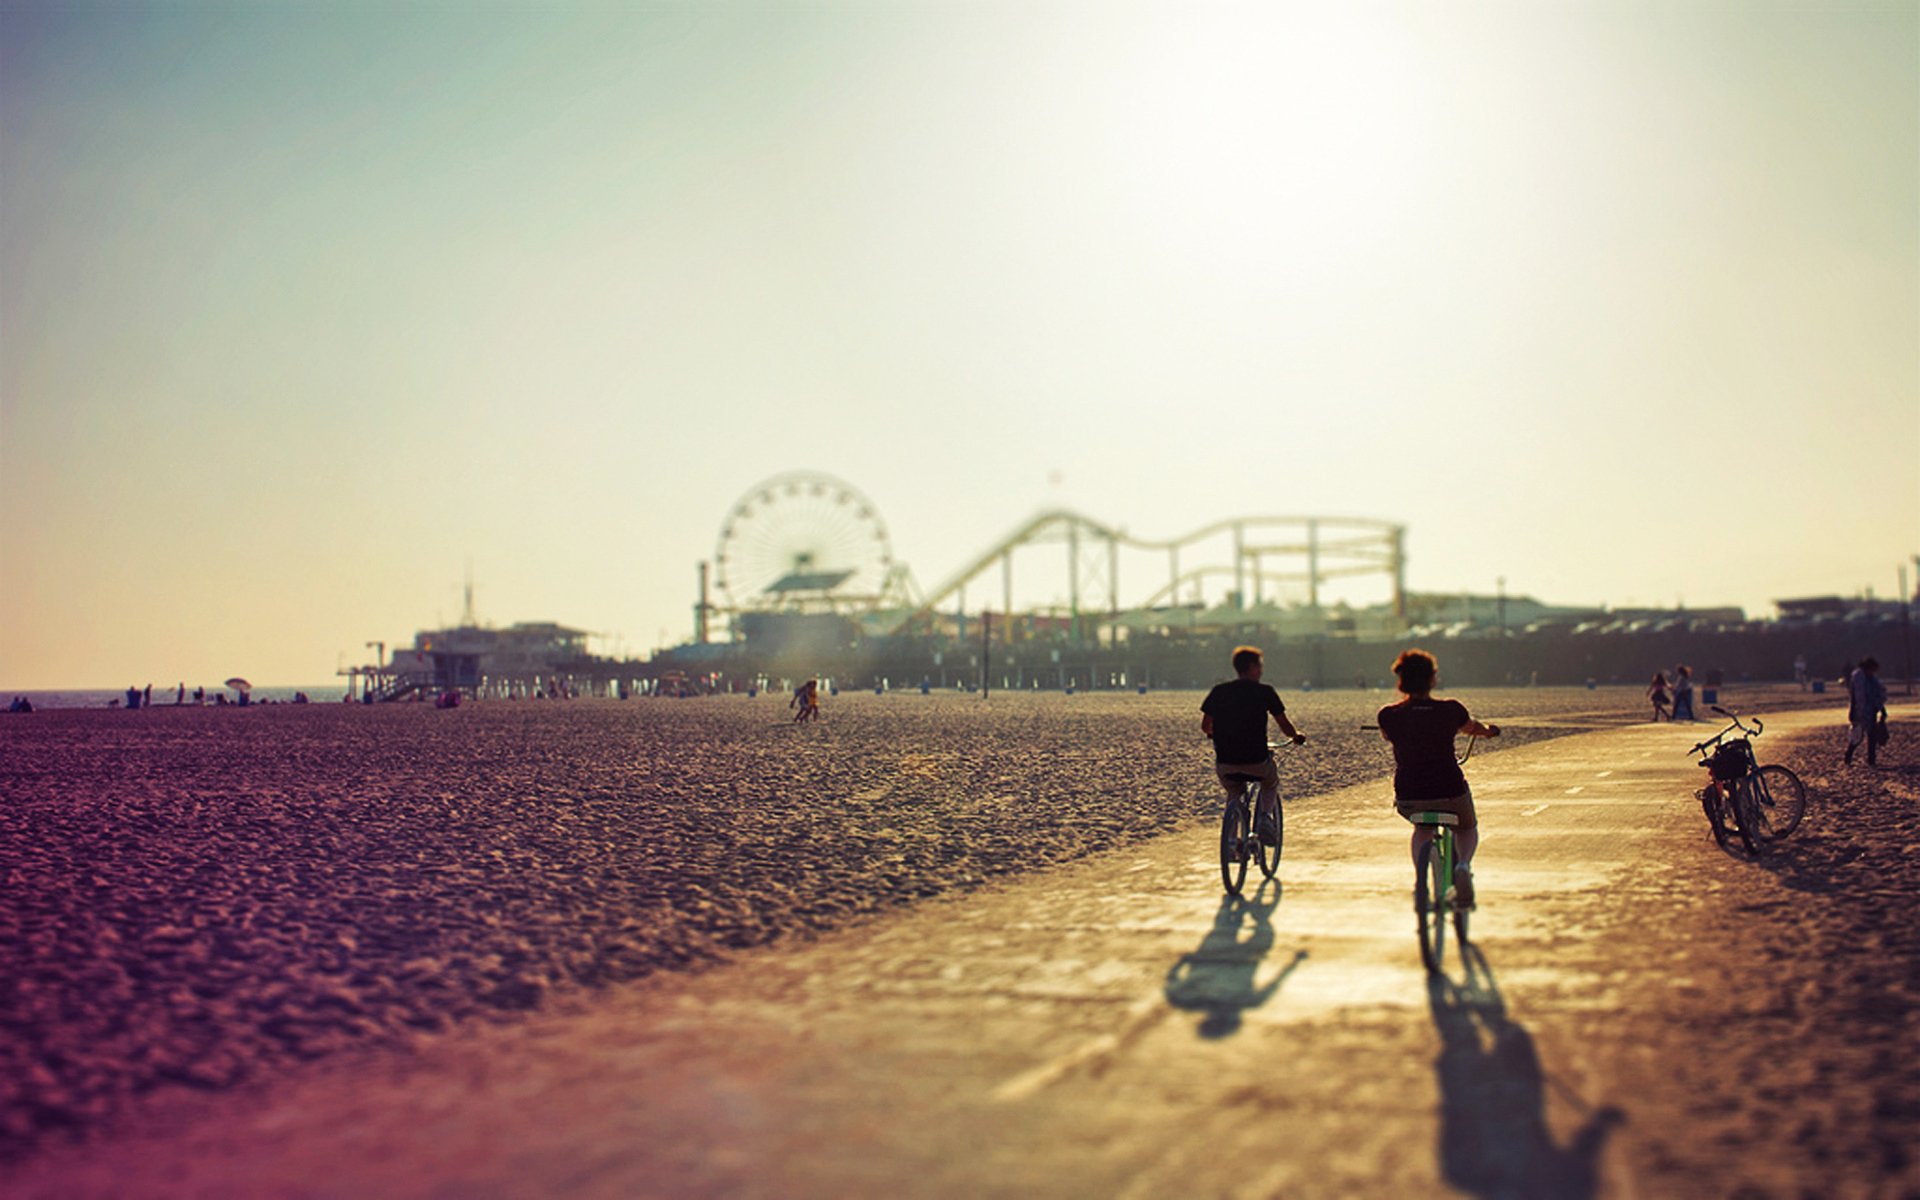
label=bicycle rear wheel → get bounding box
[1699,785,1730,848]
[1749,765,1807,839]
[1728,778,1762,855]
[1415,839,1448,973]
[1257,794,1283,880]
[1219,794,1250,896]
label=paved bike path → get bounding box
[11,708,1848,1199]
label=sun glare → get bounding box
[1100,5,1438,271]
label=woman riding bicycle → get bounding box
[1377,649,1499,908]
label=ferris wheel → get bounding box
[713,472,895,611]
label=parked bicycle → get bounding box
[1218,742,1294,896]
[1689,706,1807,855]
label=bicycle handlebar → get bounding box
[1689,710,1764,757]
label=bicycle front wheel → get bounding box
[1749,765,1807,839]
[1219,795,1250,896]
[1257,797,1283,880]
[1415,839,1448,973]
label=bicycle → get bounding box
[1407,733,1483,973]
[1218,743,1293,896]
[1365,726,1485,973]
[1689,705,1807,855]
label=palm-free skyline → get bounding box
[3,1,1915,688]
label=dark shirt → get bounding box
[1378,697,1470,802]
[1202,678,1287,763]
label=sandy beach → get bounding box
[2,683,1910,1194]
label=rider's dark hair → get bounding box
[1861,657,1879,670]
[1392,649,1437,693]
[1231,646,1263,675]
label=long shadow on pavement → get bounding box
[1163,880,1306,1039]
[1428,944,1624,1199]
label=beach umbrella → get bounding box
[224,677,252,693]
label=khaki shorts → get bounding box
[1395,785,1476,833]
[1215,757,1279,791]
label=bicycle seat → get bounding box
[1220,772,1263,784]
[1403,811,1459,826]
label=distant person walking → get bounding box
[124,685,140,711]
[1793,654,1809,691]
[1201,646,1306,847]
[1845,657,1888,766]
[1646,672,1671,722]
[1670,665,1696,721]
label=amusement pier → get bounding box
[343,470,1916,701]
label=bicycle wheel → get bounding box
[1698,785,1730,848]
[1219,794,1249,896]
[1728,778,1762,856]
[1257,793,1283,880]
[1749,765,1807,840]
[1415,838,1448,973]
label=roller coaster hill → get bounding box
[652,473,1916,694]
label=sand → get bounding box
[2,682,1901,1187]
[1588,716,1920,1192]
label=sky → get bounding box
[2,0,1916,689]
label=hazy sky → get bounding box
[3,0,1916,688]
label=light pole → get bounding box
[1902,562,1914,697]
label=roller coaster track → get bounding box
[886,509,1404,633]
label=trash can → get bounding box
[1701,688,1718,706]
[1811,679,1826,694]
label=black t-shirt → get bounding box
[1201,678,1287,763]
[1377,697,1470,801]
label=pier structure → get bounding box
[889,511,1407,644]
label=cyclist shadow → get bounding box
[1428,945,1624,1199]
[1163,880,1306,1039]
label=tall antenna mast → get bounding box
[462,559,477,627]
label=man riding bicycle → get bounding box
[1201,646,1306,845]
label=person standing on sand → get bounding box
[1670,665,1695,721]
[1647,672,1670,721]
[1845,657,1888,766]
[1377,649,1500,908]
[1201,646,1306,847]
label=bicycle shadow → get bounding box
[1163,880,1305,1039]
[1427,944,1624,1199]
